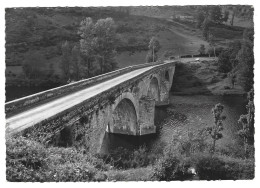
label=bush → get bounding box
[6,136,102,182]
[217,50,233,73]
[152,154,181,181]
[195,155,254,180]
[100,146,157,170]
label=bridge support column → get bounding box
[138,96,156,135]
[157,81,170,106]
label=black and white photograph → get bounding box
[2,0,258,183]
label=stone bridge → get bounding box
[5,60,176,153]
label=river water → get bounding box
[102,94,247,154]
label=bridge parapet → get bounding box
[5,61,175,117]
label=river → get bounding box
[102,94,247,154]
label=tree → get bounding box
[78,17,96,78]
[202,18,210,40]
[217,49,233,73]
[71,45,82,81]
[148,37,160,63]
[206,104,226,154]
[209,6,223,24]
[22,52,46,79]
[146,50,158,63]
[196,6,210,28]
[93,17,118,74]
[198,44,206,55]
[223,10,229,23]
[208,33,216,57]
[196,11,205,28]
[238,89,254,158]
[61,41,71,81]
[236,28,254,91]
[230,6,240,26]
[78,17,118,76]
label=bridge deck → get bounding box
[6,64,163,134]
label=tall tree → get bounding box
[148,37,161,63]
[209,6,223,24]
[78,17,96,78]
[198,44,206,55]
[208,33,216,57]
[23,52,46,79]
[238,89,254,158]
[71,45,81,81]
[61,41,71,81]
[223,10,229,23]
[202,18,210,40]
[196,11,205,28]
[236,28,254,91]
[93,17,118,74]
[206,103,226,154]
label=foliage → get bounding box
[78,17,118,74]
[146,50,158,63]
[238,89,254,157]
[195,154,254,180]
[147,36,160,63]
[217,49,233,73]
[100,146,157,170]
[151,153,181,181]
[223,10,229,23]
[166,129,210,157]
[22,52,46,79]
[209,6,223,24]
[236,29,254,91]
[195,6,210,28]
[202,18,210,40]
[71,45,82,81]
[206,103,226,154]
[207,46,223,57]
[6,136,108,182]
[60,41,71,80]
[198,44,206,55]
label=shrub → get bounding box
[152,154,181,181]
[100,146,157,170]
[6,136,101,182]
[195,155,254,180]
[217,50,233,73]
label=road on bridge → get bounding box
[6,63,167,135]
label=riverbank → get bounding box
[171,59,246,96]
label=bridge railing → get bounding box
[5,60,176,116]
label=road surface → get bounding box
[6,64,164,135]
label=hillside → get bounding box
[5,6,253,91]
[5,7,208,87]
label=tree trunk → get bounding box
[153,45,155,62]
[231,12,235,26]
[212,138,216,154]
[87,58,90,78]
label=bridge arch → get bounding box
[147,76,160,102]
[108,92,139,135]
